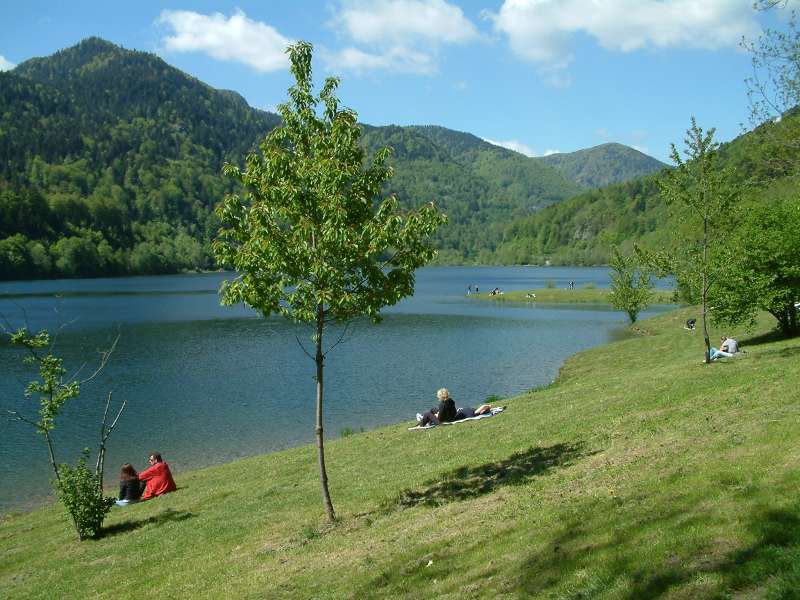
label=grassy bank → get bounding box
[2,307,799,598]
[470,287,676,304]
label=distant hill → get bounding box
[0,37,687,279]
[536,143,667,189]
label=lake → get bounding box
[0,266,674,512]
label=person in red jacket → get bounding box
[138,451,177,499]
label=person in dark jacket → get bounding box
[418,388,458,426]
[116,463,144,506]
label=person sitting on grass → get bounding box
[138,451,177,499]
[116,463,144,506]
[710,336,739,361]
[418,388,458,427]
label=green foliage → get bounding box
[607,246,654,323]
[10,328,79,434]
[53,450,115,540]
[545,280,556,289]
[710,194,800,336]
[214,42,444,520]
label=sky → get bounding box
[0,1,794,162]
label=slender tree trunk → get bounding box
[701,208,711,363]
[44,430,61,484]
[315,304,335,522]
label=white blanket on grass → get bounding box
[407,406,505,431]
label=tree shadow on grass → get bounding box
[386,442,592,511]
[740,329,790,347]
[101,508,195,538]
[519,496,800,598]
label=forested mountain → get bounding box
[537,143,666,189]
[360,125,584,262]
[0,38,280,279]
[487,112,800,266]
[0,38,668,279]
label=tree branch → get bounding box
[76,334,120,385]
[7,409,38,429]
[323,322,350,358]
[295,335,314,361]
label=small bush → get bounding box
[54,451,114,540]
[545,280,556,289]
[583,282,597,289]
[340,427,355,438]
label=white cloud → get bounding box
[488,0,760,76]
[543,149,560,156]
[326,0,479,74]
[322,45,437,74]
[157,10,292,72]
[334,0,478,45]
[482,138,537,157]
[632,144,649,154]
[0,54,16,71]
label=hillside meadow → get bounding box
[1,307,799,598]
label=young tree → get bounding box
[214,42,445,522]
[607,245,654,323]
[7,328,124,540]
[657,119,739,363]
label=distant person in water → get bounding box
[138,451,177,499]
[116,463,144,506]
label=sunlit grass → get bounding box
[2,307,799,598]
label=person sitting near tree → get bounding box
[138,451,177,499]
[710,336,739,360]
[116,463,144,506]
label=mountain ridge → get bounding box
[1,37,676,278]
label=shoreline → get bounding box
[2,302,675,517]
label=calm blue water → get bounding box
[0,266,673,512]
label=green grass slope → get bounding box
[2,309,799,598]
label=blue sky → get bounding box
[0,1,792,162]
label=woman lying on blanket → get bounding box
[418,388,493,426]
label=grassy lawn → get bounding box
[470,287,676,304]
[2,307,799,598]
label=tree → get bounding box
[607,245,654,323]
[6,328,125,540]
[656,119,739,363]
[213,42,445,522]
[709,195,800,337]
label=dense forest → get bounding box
[0,38,667,280]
